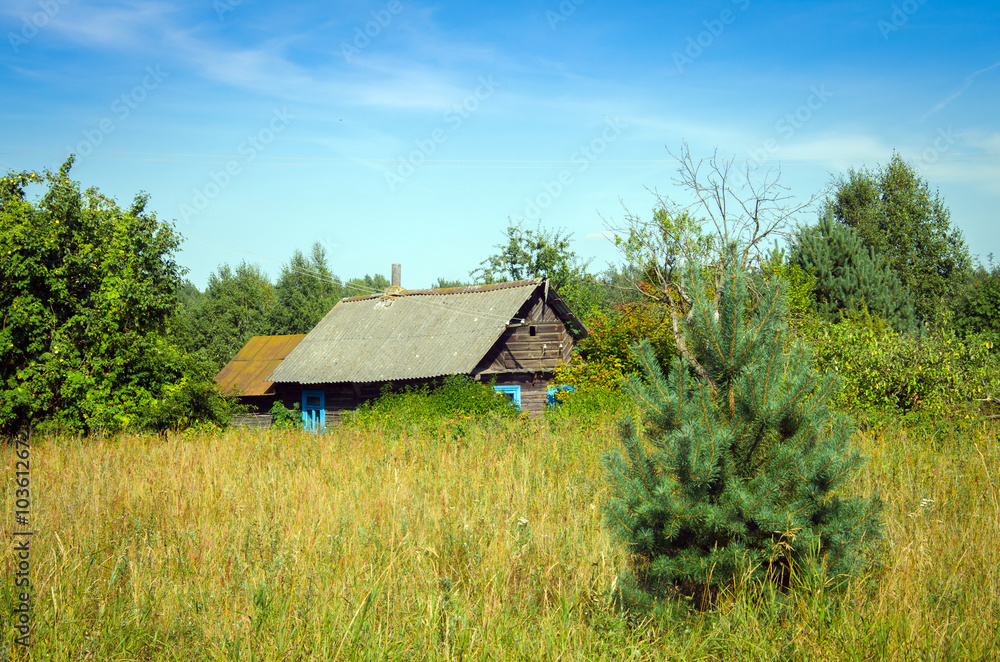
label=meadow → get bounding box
[3,411,999,660]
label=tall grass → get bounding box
[3,415,999,660]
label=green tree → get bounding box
[471,220,589,288]
[188,261,274,371]
[343,273,390,297]
[470,219,593,311]
[827,153,972,323]
[608,144,817,383]
[791,212,917,333]
[0,158,231,434]
[166,279,204,346]
[268,242,342,334]
[603,248,882,611]
[432,277,470,289]
[954,258,1000,345]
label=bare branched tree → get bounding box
[605,142,819,391]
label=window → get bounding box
[301,389,325,433]
[529,325,536,336]
[547,384,575,407]
[493,384,521,409]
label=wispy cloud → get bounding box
[923,61,1000,120]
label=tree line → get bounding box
[2,150,998,435]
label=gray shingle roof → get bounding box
[268,279,580,384]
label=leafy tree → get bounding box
[555,301,676,392]
[343,273,390,297]
[757,245,817,329]
[188,261,274,372]
[827,153,972,323]
[471,219,594,312]
[471,220,589,288]
[608,144,817,386]
[0,158,232,434]
[268,242,342,334]
[954,258,1000,345]
[166,279,204,346]
[791,212,917,333]
[604,248,882,611]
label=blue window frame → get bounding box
[493,384,521,409]
[547,384,575,407]
[302,389,325,433]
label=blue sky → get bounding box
[2,0,998,290]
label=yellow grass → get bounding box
[3,416,999,660]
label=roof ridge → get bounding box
[340,278,543,302]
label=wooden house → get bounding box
[265,278,588,428]
[214,334,306,427]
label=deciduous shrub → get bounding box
[554,302,676,392]
[344,375,521,433]
[807,311,999,425]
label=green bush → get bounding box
[269,401,302,429]
[955,260,1000,346]
[343,375,521,433]
[807,311,1000,425]
[545,383,635,426]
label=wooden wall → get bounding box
[473,292,575,375]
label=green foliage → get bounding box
[268,242,342,335]
[343,273,390,297]
[187,261,274,372]
[344,375,521,432]
[954,258,1000,345]
[555,302,676,392]
[791,212,917,333]
[757,244,817,327]
[470,219,595,312]
[432,277,470,289]
[545,383,635,426]
[807,312,1000,425]
[603,251,882,611]
[614,208,715,295]
[0,158,229,434]
[269,400,302,429]
[827,153,972,323]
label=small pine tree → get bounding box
[792,212,918,333]
[603,250,883,611]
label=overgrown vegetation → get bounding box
[343,375,522,435]
[0,159,234,435]
[3,416,998,660]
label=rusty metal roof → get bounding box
[215,334,307,396]
[268,279,585,384]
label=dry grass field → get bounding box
[3,413,999,660]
